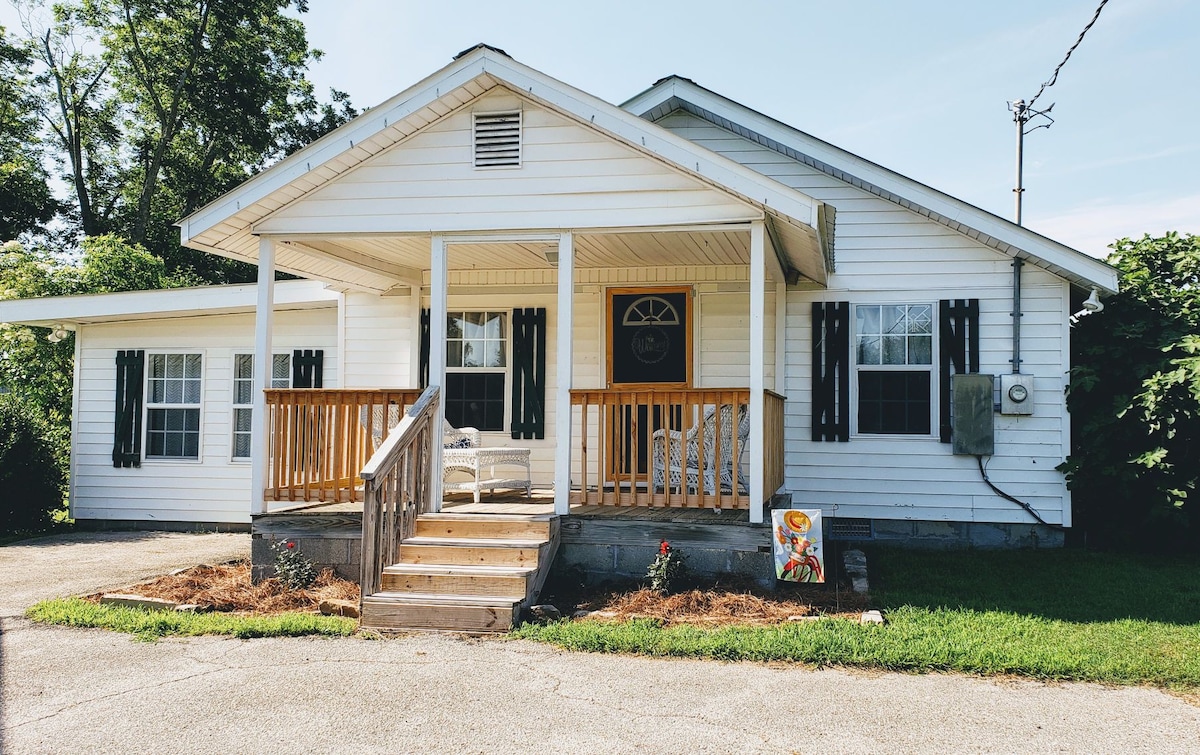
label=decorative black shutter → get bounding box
[510,307,547,440]
[292,350,324,388]
[939,299,981,443]
[811,302,850,442]
[419,308,431,389]
[113,350,145,468]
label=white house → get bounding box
[0,45,1117,630]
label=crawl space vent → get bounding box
[473,111,521,167]
[828,518,874,540]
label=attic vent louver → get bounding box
[474,111,521,167]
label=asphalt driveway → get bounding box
[2,532,1198,754]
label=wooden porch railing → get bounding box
[360,385,439,597]
[264,388,424,504]
[764,390,786,498]
[570,388,754,509]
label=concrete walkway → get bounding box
[2,532,1198,754]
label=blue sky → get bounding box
[6,1,1198,257]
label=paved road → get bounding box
[2,533,1198,754]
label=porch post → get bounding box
[409,284,422,388]
[250,237,276,516]
[429,235,448,512]
[554,232,575,516]
[749,221,767,524]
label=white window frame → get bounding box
[232,352,292,461]
[445,310,511,433]
[143,351,204,462]
[850,302,938,438]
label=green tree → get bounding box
[23,0,355,280]
[1063,232,1200,551]
[0,24,58,240]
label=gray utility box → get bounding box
[1000,373,1035,415]
[952,373,995,456]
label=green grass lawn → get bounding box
[514,547,1200,691]
[26,598,357,641]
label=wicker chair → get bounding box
[361,404,479,451]
[651,403,750,496]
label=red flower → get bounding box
[659,540,670,555]
[286,541,296,549]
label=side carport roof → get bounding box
[623,76,1119,294]
[176,44,833,286]
[0,279,338,328]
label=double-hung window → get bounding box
[232,353,291,460]
[146,353,202,459]
[445,311,507,432]
[854,304,934,435]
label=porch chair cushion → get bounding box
[651,403,750,496]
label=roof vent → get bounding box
[474,111,521,168]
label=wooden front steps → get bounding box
[361,513,559,634]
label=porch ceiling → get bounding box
[274,228,760,288]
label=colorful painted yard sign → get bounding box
[772,509,824,583]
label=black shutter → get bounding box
[113,350,145,468]
[510,307,547,440]
[419,308,431,389]
[812,302,850,442]
[939,299,981,443]
[292,350,324,388]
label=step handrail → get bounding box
[360,384,440,597]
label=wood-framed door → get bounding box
[605,286,693,480]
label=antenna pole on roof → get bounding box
[1012,99,1026,226]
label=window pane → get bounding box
[166,354,184,379]
[183,432,199,458]
[165,409,184,431]
[184,354,202,379]
[235,354,253,380]
[235,407,253,432]
[165,380,183,404]
[183,378,201,404]
[149,354,165,378]
[882,335,906,365]
[233,432,251,459]
[165,432,183,457]
[857,336,881,365]
[184,409,200,432]
[447,313,464,339]
[910,335,933,365]
[484,312,503,339]
[856,305,880,335]
[463,340,485,368]
[150,379,165,404]
[908,305,933,334]
[148,431,165,456]
[486,341,505,368]
[272,354,290,386]
[446,341,463,368]
[235,380,252,405]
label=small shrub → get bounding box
[646,540,685,594]
[0,395,66,534]
[272,540,317,590]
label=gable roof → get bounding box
[623,76,1119,293]
[178,45,831,286]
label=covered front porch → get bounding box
[250,220,800,525]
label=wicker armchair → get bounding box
[651,403,750,496]
[361,404,479,451]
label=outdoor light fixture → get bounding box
[45,324,70,343]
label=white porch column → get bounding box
[409,283,422,388]
[250,237,276,515]
[429,235,448,512]
[553,232,575,516]
[749,221,767,524]
[775,279,787,394]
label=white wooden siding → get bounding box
[255,90,760,235]
[658,111,1072,525]
[73,310,338,524]
[342,292,414,387]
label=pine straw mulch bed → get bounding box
[84,561,360,614]
[544,577,870,627]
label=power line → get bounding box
[1027,0,1110,108]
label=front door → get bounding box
[606,287,692,479]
